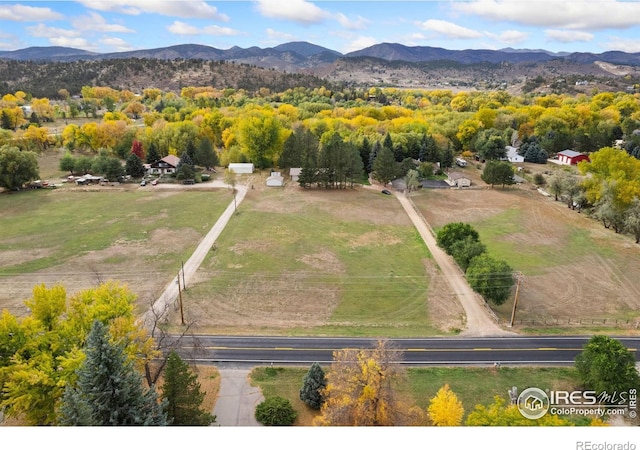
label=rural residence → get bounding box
[446,172,471,188]
[149,155,180,175]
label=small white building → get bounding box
[266,171,284,187]
[229,163,254,174]
[506,146,524,163]
[289,168,302,182]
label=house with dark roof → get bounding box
[149,155,180,175]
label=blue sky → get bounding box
[1,1,640,54]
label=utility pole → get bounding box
[181,260,186,290]
[509,272,522,328]
[177,272,185,326]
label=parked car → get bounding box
[381,189,392,195]
[151,179,158,186]
[140,180,147,186]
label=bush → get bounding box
[255,396,297,426]
[533,173,545,185]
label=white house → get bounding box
[229,163,254,174]
[506,146,524,163]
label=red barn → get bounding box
[557,150,590,165]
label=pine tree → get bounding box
[125,153,145,178]
[161,351,216,426]
[58,320,168,426]
[146,142,160,164]
[299,362,326,410]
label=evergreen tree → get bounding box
[372,145,398,186]
[194,137,219,170]
[359,136,372,174]
[161,351,215,426]
[176,152,195,180]
[368,141,381,174]
[146,142,160,164]
[58,320,168,426]
[299,362,326,410]
[125,153,145,178]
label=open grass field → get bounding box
[172,181,465,336]
[412,184,640,331]
[249,365,582,426]
[0,185,230,315]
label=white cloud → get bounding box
[602,37,640,53]
[78,1,229,21]
[335,12,370,31]
[167,21,239,36]
[341,35,377,53]
[254,0,330,24]
[72,12,135,33]
[454,0,640,31]
[545,29,594,43]
[100,37,135,52]
[27,23,81,39]
[417,19,483,39]
[493,30,530,45]
[0,4,63,22]
[265,28,297,42]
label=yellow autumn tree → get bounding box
[428,384,465,426]
[313,340,424,426]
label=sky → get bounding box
[1,1,640,55]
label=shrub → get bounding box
[255,396,297,426]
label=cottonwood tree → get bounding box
[0,282,157,425]
[575,335,640,394]
[299,362,326,410]
[58,320,167,426]
[428,384,465,426]
[0,145,39,190]
[466,396,572,426]
[313,340,423,426]
[624,198,640,243]
[481,160,514,188]
[436,222,481,255]
[475,129,507,161]
[161,351,215,426]
[466,254,514,306]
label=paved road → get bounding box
[212,368,263,426]
[393,191,512,336]
[175,335,640,366]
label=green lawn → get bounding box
[250,365,582,425]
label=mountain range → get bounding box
[2,41,640,69]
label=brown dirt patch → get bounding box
[180,273,341,331]
[423,259,466,333]
[413,186,640,328]
[297,248,345,273]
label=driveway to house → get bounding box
[393,191,513,336]
[212,367,263,426]
[141,180,247,328]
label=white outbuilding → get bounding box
[228,163,254,174]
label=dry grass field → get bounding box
[412,183,640,330]
[168,179,465,336]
